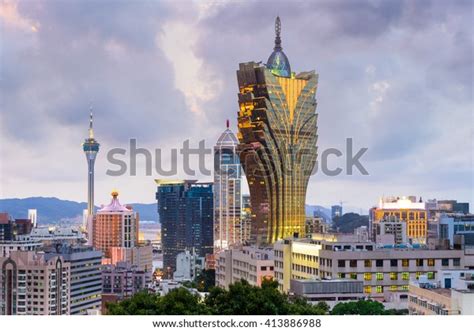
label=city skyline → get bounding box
[1,1,472,212]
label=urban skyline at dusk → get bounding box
[1,1,472,212]
[0,0,473,323]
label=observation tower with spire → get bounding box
[82,109,100,216]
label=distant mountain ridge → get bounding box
[0,197,330,226]
[0,197,158,225]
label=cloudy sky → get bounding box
[0,0,472,212]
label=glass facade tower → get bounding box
[156,180,213,275]
[237,17,318,245]
[213,121,242,253]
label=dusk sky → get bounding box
[0,0,472,212]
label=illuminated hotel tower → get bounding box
[237,17,318,245]
[82,110,100,216]
[213,120,242,253]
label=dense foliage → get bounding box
[330,300,407,315]
[107,279,329,315]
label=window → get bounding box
[402,272,409,280]
[453,258,461,267]
[364,286,372,294]
[376,286,383,293]
[390,259,398,267]
[350,273,357,280]
[390,272,398,280]
[376,273,383,281]
[376,260,384,267]
[428,259,435,267]
[416,272,422,280]
[416,259,424,267]
[338,260,346,268]
[364,260,372,268]
[442,259,449,267]
[427,272,435,280]
[338,273,346,279]
[402,259,409,267]
[390,285,397,292]
[350,260,357,268]
[364,273,372,281]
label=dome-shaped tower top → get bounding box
[266,16,291,77]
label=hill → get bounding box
[0,197,158,225]
[332,212,369,233]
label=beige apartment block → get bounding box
[0,251,70,315]
[216,246,274,289]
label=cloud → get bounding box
[0,0,472,210]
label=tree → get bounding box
[108,279,330,315]
[205,279,329,315]
[107,288,210,315]
[330,300,405,315]
[195,269,215,292]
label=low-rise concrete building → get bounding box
[408,270,474,315]
[173,249,205,281]
[274,234,474,309]
[216,246,274,289]
[290,279,364,307]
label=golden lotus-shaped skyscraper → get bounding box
[237,17,318,245]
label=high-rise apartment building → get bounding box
[45,245,102,315]
[214,121,242,253]
[156,180,213,274]
[27,209,37,228]
[237,17,318,245]
[0,251,70,315]
[93,191,139,258]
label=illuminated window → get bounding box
[364,273,372,281]
[428,259,435,267]
[364,286,372,294]
[401,285,409,291]
[376,273,383,281]
[427,272,435,280]
[390,272,398,280]
[390,285,397,292]
[402,259,409,267]
[364,260,372,268]
[338,273,345,279]
[376,286,383,293]
[402,272,409,280]
[350,273,357,280]
[416,272,422,280]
